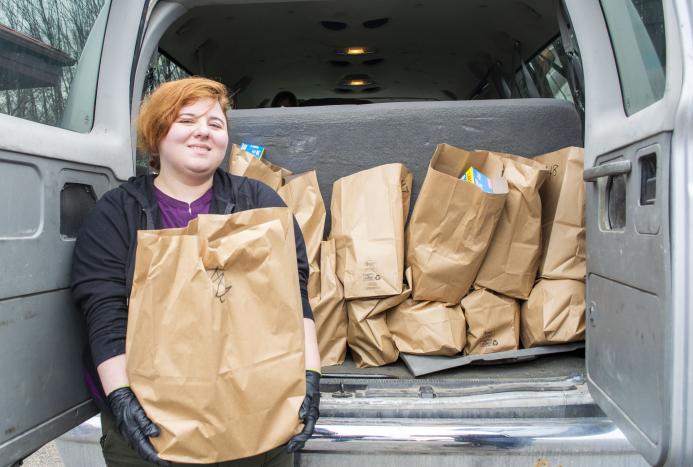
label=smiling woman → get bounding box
[136,78,229,174]
[71,76,322,466]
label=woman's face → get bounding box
[158,98,228,179]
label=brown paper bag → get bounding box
[521,279,585,348]
[474,153,549,299]
[406,144,508,303]
[387,299,466,356]
[310,239,347,367]
[126,209,305,463]
[278,171,326,298]
[228,144,286,191]
[534,147,586,280]
[346,279,412,368]
[330,163,413,299]
[461,289,520,355]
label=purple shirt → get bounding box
[154,186,214,229]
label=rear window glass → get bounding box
[471,36,576,106]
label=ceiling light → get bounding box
[338,75,375,87]
[336,47,376,56]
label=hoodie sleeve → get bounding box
[250,181,314,321]
[71,189,132,368]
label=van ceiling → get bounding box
[160,0,559,108]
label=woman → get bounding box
[72,77,321,467]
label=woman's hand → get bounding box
[287,370,321,452]
[107,387,171,466]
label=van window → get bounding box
[0,0,110,131]
[143,49,191,97]
[520,38,574,103]
[600,0,666,115]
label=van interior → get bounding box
[141,0,589,417]
[153,0,578,108]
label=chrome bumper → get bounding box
[58,416,648,467]
[299,417,649,467]
[56,417,647,467]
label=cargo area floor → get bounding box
[321,349,585,383]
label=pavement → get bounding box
[22,442,64,467]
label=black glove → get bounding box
[107,387,171,466]
[287,370,321,452]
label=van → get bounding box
[1,0,691,466]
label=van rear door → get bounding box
[565,0,692,465]
[0,1,146,465]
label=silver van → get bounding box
[1,0,691,466]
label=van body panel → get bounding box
[668,0,693,463]
[566,0,692,464]
[0,2,146,465]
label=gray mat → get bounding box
[401,342,586,377]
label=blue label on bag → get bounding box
[240,143,265,159]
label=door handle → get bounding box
[583,160,631,182]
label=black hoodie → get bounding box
[72,169,312,368]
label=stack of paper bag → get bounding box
[277,171,326,299]
[406,144,508,303]
[230,148,326,301]
[310,239,347,366]
[330,163,413,299]
[461,289,520,355]
[520,147,586,348]
[521,279,585,348]
[346,280,412,367]
[534,147,586,280]
[474,153,549,299]
[126,209,305,463]
[388,300,466,356]
[228,144,288,191]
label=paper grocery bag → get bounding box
[330,163,413,299]
[126,209,305,463]
[534,147,586,280]
[278,171,326,299]
[406,144,508,303]
[228,144,286,191]
[461,289,520,355]
[474,153,549,299]
[521,279,585,348]
[346,278,413,367]
[387,299,466,356]
[310,239,347,367]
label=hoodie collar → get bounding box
[120,168,238,229]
